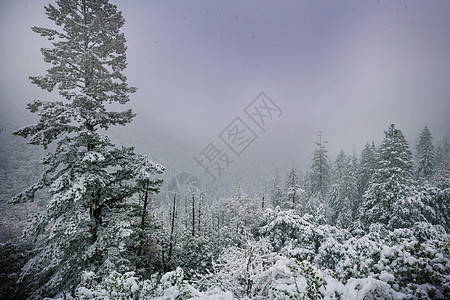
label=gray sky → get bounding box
[1,0,449,185]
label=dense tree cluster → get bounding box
[9,120,447,299]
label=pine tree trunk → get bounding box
[137,179,149,257]
[167,194,176,271]
[198,195,201,233]
[192,193,195,236]
[185,196,188,228]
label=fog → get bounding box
[1,0,449,187]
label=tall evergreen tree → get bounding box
[432,137,450,231]
[329,150,358,228]
[349,154,360,220]
[415,126,435,179]
[307,132,330,200]
[359,124,415,230]
[357,142,377,200]
[331,150,347,183]
[435,136,450,177]
[12,0,164,297]
[271,173,284,208]
[284,167,300,209]
[434,137,450,188]
[303,132,329,222]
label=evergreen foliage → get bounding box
[329,150,358,228]
[416,126,435,179]
[11,0,164,297]
[360,124,415,230]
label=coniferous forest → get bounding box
[0,0,449,299]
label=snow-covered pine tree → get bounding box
[284,167,300,209]
[432,137,450,231]
[349,154,360,220]
[303,132,329,222]
[12,0,164,297]
[359,124,415,230]
[357,142,377,200]
[415,126,435,179]
[329,150,358,228]
[333,150,348,180]
[271,173,284,208]
[328,150,347,225]
[133,155,165,277]
[307,132,330,200]
[435,136,450,178]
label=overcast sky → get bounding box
[1,0,449,185]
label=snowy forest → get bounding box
[0,0,449,299]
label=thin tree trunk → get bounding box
[137,179,149,257]
[192,193,195,236]
[185,196,188,228]
[198,194,201,233]
[167,194,176,269]
[161,241,165,271]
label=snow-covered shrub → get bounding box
[253,258,325,299]
[156,267,198,299]
[76,271,158,299]
[260,208,350,268]
[259,209,449,299]
[171,235,215,280]
[75,268,234,299]
[335,223,450,299]
[204,237,276,298]
[341,276,401,300]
